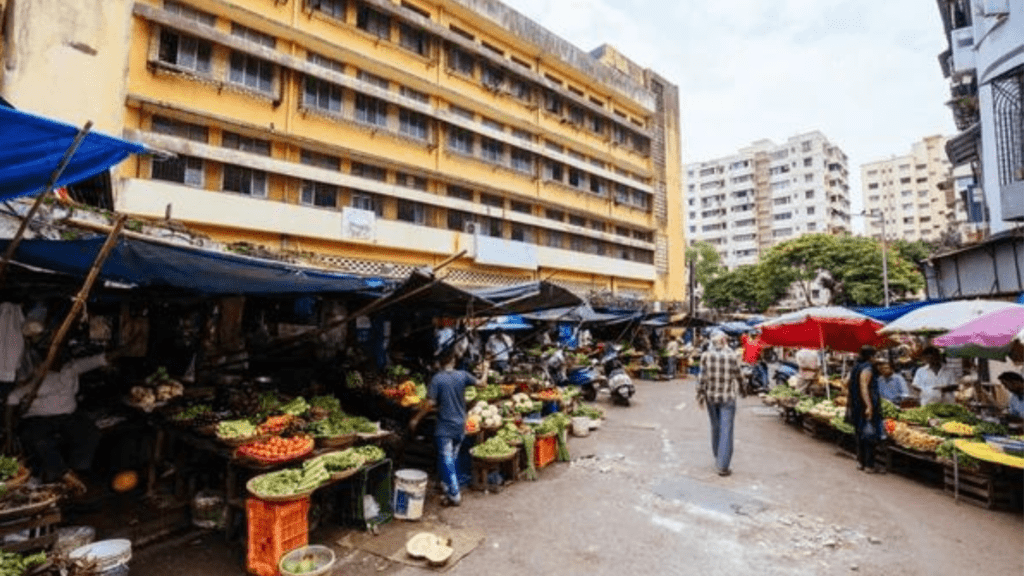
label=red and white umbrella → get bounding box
[757,306,889,353]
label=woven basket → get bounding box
[315,434,358,450]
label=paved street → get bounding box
[135,375,1023,576]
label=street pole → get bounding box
[879,213,890,308]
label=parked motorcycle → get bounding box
[743,359,799,395]
[580,345,635,406]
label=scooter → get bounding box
[743,359,799,395]
[580,345,635,406]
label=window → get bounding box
[480,194,503,208]
[568,105,584,125]
[229,52,275,93]
[773,212,792,221]
[222,132,270,157]
[568,167,584,189]
[510,224,534,243]
[447,209,472,231]
[807,222,816,231]
[510,201,531,214]
[481,64,504,89]
[804,174,814,182]
[447,44,475,76]
[303,76,342,113]
[447,185,473,201]
[301,181,338,207]
[351,162,386,181]
[918,190,929,197]
[358,70,389,90]
[151,115,208,142]
[223,165,267,197]
[773,197,790,206]
[545,209,564,222]
[868,183,879,189]
[806,206,815,215]
[397,200,427,224]
[481,217,503,238]
[615,183,629,204]
[308,0,345,19]
[512,129,532,142]
[900,177,912,184]
[308,52,344,73]
[351,192,382,216]
[231,23,275,48]
[546,231,563,248]
[589,176,606,196]
[632,189,649,210]
[356,4,390,39]
[158,30,212,73]
[569,235,586,252]
[400,1,430,18]
[509,77,532,102]
[399,108,429,140]
[395,172,427,190]
[400,86,429,104]
[481,138,504,163]
[152,156,203,187]
[447,126,473,154]
[803,157,813,167]
[449,105,474,120]
[399,23,428,56]
[300,149,340,171]
[588,114,604,134]
[542,160,563,183]
[511,148,533,173]
[802,141,813,152]
[355,94,387,127]
[164,0,215,24]
[544,91,563,115]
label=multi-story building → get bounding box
[937,0,1024,231]
[861,135,958,243]
[685,131,850,269]
[0,0,685,302]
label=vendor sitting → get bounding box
[999,372,1024,419]
[911,346,957,405]
[7,348,117,494]
[790,349,821,394]
[876,360,910,403]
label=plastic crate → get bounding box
[534,434,557,469]
[335,458,393,531]
[246,497,310,576]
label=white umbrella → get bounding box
[878,300,1023,335]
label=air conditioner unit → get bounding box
[464,221,479,234]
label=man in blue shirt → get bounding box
[876,360,909,404]
[410,350,483,506]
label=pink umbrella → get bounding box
[930,305,1024,360]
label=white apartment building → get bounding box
[686,131,851,270]
[861,135,959,243]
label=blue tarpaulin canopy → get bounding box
[0,236,387,296]
[0,107,147,201]
[477,315,532,331]
[849,300,946,324]
[470,281,582,315]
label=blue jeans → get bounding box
[435,433,465,498]
[706,401,736,472]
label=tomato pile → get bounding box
[258,415,293,435]
[237,435,313,462]
[534,389,561,402]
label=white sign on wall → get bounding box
[342,207,376,241]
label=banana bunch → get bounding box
[940,421,975,436]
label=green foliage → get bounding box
[703,265,771,312]
[891,239,932,264]
[685,241,724,287]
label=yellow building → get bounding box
[0,0,685,303]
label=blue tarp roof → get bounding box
[0,236,387,296]
[0,107,146,201]
[470,282,582,315]
[849,299,946,324]
[478,315,532,331]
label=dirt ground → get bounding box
[132,375,1023,576]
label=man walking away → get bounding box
[697,330,742,476]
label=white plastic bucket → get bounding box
[571,417,591,437]
[393,469,428,520]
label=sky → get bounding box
[500,0,957,230]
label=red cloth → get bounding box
[742,336,766,364]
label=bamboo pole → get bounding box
[0,121,93,288]
[17,214,126,416]
[432,250,466,274]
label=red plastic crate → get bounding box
[246,497,310,576]
[534,434,557,468]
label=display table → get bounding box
[952,439,1024,469]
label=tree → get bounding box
[891,239,932,265]
[703,265,768,312]
[758,234,840,307]
[684,241,723,286]
[829,237,924,305]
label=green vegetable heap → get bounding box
[768,385,802,399]
[469,436,515,459]
[0,457,19,482]
[314,450,363,473]
[310,412,377,437]
[881,399,900,420]
[936,440,981,470]
[280,397,309,416]
[571,404,604,420]
[495,423,522,445]
[0,551,46,576]
[217,419,258,439]
[172,404,212,421]
[251,459,329,497]
[352,445,386,463]
[309,395,342,414]
[830,417,854,435]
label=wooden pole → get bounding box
[0,121,94,288]
[432,250,466,274]
[17,214,126,416]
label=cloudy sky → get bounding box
[501,0,957,224]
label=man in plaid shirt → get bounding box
[698,330,742,476]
